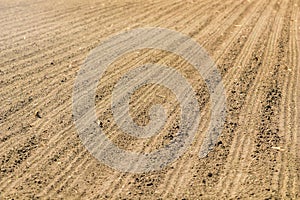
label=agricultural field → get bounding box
[0,0,299,199]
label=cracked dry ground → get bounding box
[0,0,300,199]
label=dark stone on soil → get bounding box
[36,111,42,118]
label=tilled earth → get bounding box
[0,0,300,199]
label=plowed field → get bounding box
[0,0,300,199]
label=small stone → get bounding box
[36,111,42,118]
[97,120,103,128]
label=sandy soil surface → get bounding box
[0,0,299,199]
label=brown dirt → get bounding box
[0,0,300,199]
